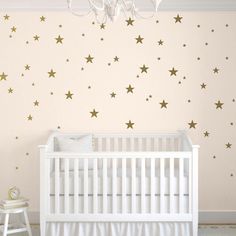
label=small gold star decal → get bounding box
[174,14,183,23]
[226,142,232,148]
[25,65,30,70]
[11,26,17,32]
[169,67,178,76]
[201,83,206,89]
[159,100,168,108]
[8,88,13,93]
[34,100,39,106]
[85,54,94,63]
[55,35,64,44]
[204,131,210,137]
[140,64,149,73]
[0,72,8,81]
[135,35,144,44]
[4,15,10,20]
[158,40,164,45]
[40,16,46,22]
[126,84,134,93]
[27,115,33,121]
[114,56,119,62]
[90,109,99,117]
[126,120,134,129]
[65,90,73,99]
[100,23,105,29]
[33,35,40,41]
[110,92,116,98]
[213,67,219,73]
[48,69,56,78]
[126,17,134,26]
[215,100,224,109]
[188,120,197,129]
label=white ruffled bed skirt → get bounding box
[46,222,191,236]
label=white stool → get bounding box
[0,206,32,236]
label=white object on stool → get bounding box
[0,206,32,236]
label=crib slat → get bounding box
[74,159,79,214]
[122,158,126,213]
[169,158,174,213]
[98,138,102,152]
[188,158,192,213]
[150,158,155,213]
[122,138,126,151]
[46,159,50,214]
[114,138,118,151]
[141,158,145,213]
[103,158,107,213]
[130,138,134,151]
[93,159,98,213]
[64,158,69,214]
[84,159,88,213]
[179,158,184,213]
[160,158,165,213]
[131,158,136,213]
[106,138,110,152]
[112,158,117,213]
[55,158,60,214]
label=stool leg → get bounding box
[23,210,32,236]
[3,213,9,236]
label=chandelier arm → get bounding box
[67,0,92,16]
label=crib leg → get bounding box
[40,218,46,236]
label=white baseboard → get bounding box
[1,211,236,225]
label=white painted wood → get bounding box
[55,158,60,214]
[141,158,145,213]
[3,213,9,236]
[130,138,134,152]
[23,209,32,236]
[64,159,69,214]
[169,158,174,213]
[131,158,136,213]
[103,158,107,213]
[122,158,126,213]
[83,159,88,213]
[188,157,192,214]
[106,137,110,152]
[112,158,117,213]
[160,158,165,213]
[74,159,79,214]
[150,158,155,213]
[122,138,126,152]
[179,158,184,213]
[93,158,98,213]
[46,158,50,215]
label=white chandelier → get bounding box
[67,0,162,22]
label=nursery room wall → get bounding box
[0,11,235,218]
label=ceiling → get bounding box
[0,0,236,11]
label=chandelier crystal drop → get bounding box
[67,0,163,22]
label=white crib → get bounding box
[39,131,199,236]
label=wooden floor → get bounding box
[14,225,236,236]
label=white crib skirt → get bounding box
[46,222,191,236]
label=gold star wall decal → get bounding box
[40,16,46,22]
[85,54,94,63]
[65,91,73,99]
[100,23,105,29]
[126,84,134,93]
[204,131,210,137]
[110,92,116,98]
[158,40,164,45]
[55,35,64,44]
[4,15,10,20]
[226,142,232,148]
[0,72,8,81]
[213,67,219,73]
[11,26,17,32]
[201,83,206,89]
[48,69,56,78]
[8,88,13,93]
[140,64,149,73]
[159,100,168,108]
[27,115,33,121]
[126,120,134,129]
[174,14,183,23]
[34,100,39,106]
[169,67,178,76]
[126,17,134,26]
[215,100,224,109]
[90,109,99,117]
[25,65,30,70]
[114,56,119,62]
[188,120,197,129]
[33,35,40,41]
[135,35,144,44]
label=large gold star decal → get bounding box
[174,14,183,23]
[159,100,168,108]
[90,109,99,117]
[0,72,8,81]
[169,67,178,76]
[204,131,210,137]
[65,90,73,99]
[226,142,232,148]
[126,84,134,93]
[40,16,46,22]
[215,100,224,109]
[48,69,56,78]
[126,17,134,26]
[8,88,13,93]
[25,65,30,70]
[85,55,94,63]
[135,35,144,44]
[27,115,33,121]
[55,35,64,44]
[126,120,134,129]
[4,15,10,20]
[140,64,149,73]
[33,35,40,41]
[188,120,197,129]
[11,26,17,32]
[213,67,219,73]
[158,40,164,45]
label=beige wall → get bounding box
[0,12,235,212]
